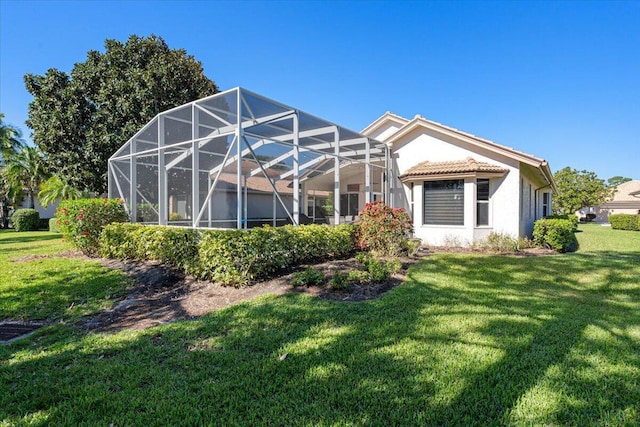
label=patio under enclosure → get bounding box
[108,87,390,229]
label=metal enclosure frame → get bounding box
[108,87,390,229]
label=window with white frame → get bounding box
[476,178,490,226]
[542,192,550,217]
[423,179,464,225]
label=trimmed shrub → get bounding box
[99,224,200,270]
[533,218,578,252]
[49,217,61,233]
[356,201,413,256]
[11,209,40,232]
[56,198,129,256]
[609,214,640,231]
[544,214,579,232]
[100,222,357,286]
[195,224,356,285]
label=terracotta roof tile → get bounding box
[399,157,508,180]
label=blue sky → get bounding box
[1,0,638,180]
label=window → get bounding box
[476,179,490,226]
[410,182,414,221]
[340,193,359,216]
[542,192,549,217]
[423,179,464,225]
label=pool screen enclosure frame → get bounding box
[108,87,390,229]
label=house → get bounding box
[108,88,555,246]
[590,180,640,223]
[361,112,556,246]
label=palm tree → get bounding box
[38,175,84,207]
[0,113,24,163]
[1,146,50,208]
[0,114,26,227]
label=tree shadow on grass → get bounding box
[0,232,62,245]
[1,251,639,425]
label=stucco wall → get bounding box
[388,128,523,246]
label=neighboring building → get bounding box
[18,197,58,219]
[362,112,556,246]
[589,180,640,223]
[108,88,556,246]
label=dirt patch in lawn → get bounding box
[73,245,555,333]
[77,254,424,333]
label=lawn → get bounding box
[0,230,130,322]
[1,224,639,425]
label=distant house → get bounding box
[362,113,556,246]
[589,180,640,223]
[18,197,58,219]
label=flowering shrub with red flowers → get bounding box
[355,201,413,256]
[56,198,129,256]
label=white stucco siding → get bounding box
[389,129,523,245]
[365,122,404,141]
[19,198,58,219]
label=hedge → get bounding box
[10,209,40,232]
[533,217,578,252]
[544,214,579,232]
[609,214,640,231]
[100,223,357,286]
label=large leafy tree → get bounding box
[552,167,615,214]
[25,34,218,194]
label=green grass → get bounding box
[0,230,130,322]
[1,225,639,425]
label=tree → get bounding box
[552,167,615,214]
[0,113,24,164]
[25,34,218,194]
[0,114,26,227]
[1,146,50,209]
[38,175,84,207]
[607,176,632,187]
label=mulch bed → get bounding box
[77,254,425,333]
[11,246,555,334]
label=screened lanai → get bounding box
[108,87,390,229]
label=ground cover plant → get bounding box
[1,224,639,425]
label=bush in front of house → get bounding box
[11,208,40,232]
[609,214,640,231]
[56,198,129,255]
[544,214,579,232]
[100,222,357,286]
[100,224,200,270]
[533,217,578,252]
[356,201,413,256]
[195,224,356,285]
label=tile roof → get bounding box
[399,157,508,180]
